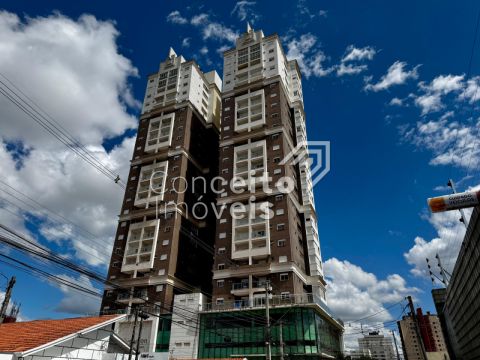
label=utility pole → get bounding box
[407,296,427,360]
[447,179,468,228]
[135,311,149,360]
[391,329,401,360]
[128,307,139,360]
[265,280,272,360]
[0,276,15,324]
[279,321,285,360]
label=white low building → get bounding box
[0,314,131,360]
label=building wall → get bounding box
[443,206,480,360]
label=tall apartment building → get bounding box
[358,332,396,360]
[101,49,222,352]
[197,25,343,359]
[442,206,480,360]
[397,309,449,360]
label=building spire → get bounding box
[168,47,177,59]
[246,22,252,33]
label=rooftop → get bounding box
[0,314,123,353]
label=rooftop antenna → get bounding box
[247,22,252,33]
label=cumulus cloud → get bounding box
[0,11,138,271]
[389,97,404,106]
[365,61,420,92]
[400,111,480,169]
[324,258,418,322]
[285,33,334,78]
[166,10,188,25]
[342,45,376,63]
[181,37,191,48]
[189,13,238,44]
[414,74,465,115]
[404,193,477,279]
[54,274,101,315]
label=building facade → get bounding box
[443,207,480,360]
[357,332,396,360]
[101,48,222,325]
[397,309,449,360]
[202,25,343,359]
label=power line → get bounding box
[0,74,126,188]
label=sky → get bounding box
[1,0,480,350]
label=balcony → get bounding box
[203,293,323,312]
[116,289,148,304]
[230,280,269,296]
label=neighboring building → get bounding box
[397,309,449,360]
[358,332,396,360]
[168,293,206,359]
[443,206,480,360]
[430,289,453,359]
[347,348,372,359]
[100,47,222,352]
[199,25,343,359]
[0,315,130,360]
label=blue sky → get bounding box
[1,0,479,347]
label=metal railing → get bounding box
[203,293,320,312]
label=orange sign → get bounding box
[428,191,480,213]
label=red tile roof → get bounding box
[0,315,121,353]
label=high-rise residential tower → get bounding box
[197,26,343,359]
[101,48,222,319]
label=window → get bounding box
[217,280,225,287]
[234,90,265,132]
[145,113,174,152]
[232,202,271,260]
[273,145,280,150]
[233,140,267,188]
[216,298,224,305]
[281,292,290,299]
[164,226,171,233]
[280,273,288,281]
[162,240,169,246]
[276,209,284,215]
[218,263,225,270]
[218,247,226,254]
[156,285,164,292]
[275,194,284,201]
[135,161,168,207]
[279,255,288,263]
[272,134,279,140]
[122,219,160,271]
[278,239,286,247]
[219,232,226,239]
[160,254,167,260]
[273,157,280,163]
[220,218,227,224]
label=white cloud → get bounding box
[297,0,316,20]
[54,274,101,314]
[459,76,480,103]
[0,10,138,270]
[414,75,465,115]
[389,97,404,106]
[318,10,328,18]
[324,258,418,323]
[216,44,231,55]
[181,37,191,48]
[199,46,209,55]
[336,63,368,76]
[285,33,334,78]
[404,192,477,279]
[166,10,188,25]
[190,13,238,44]
[365,61,420,92]
[231,1,259,23]
[342,45,376,62]
[400,111,480,169]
